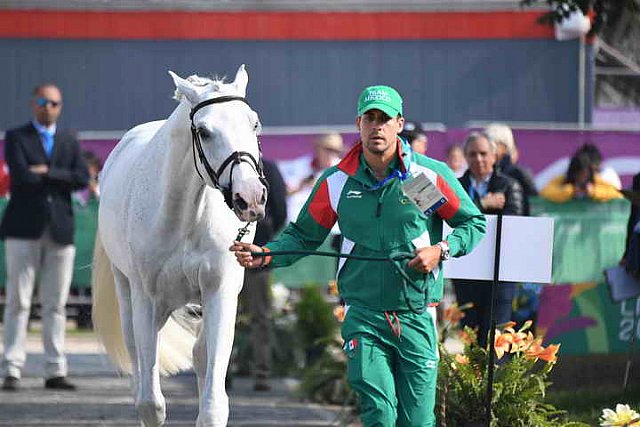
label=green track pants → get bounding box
[341,305,439,427]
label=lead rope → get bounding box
[249,249,428,315]
[236,223,251,242]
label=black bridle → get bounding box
[189,95,267,210]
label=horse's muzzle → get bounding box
[233,193,266,222]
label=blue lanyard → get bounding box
[367,169,410,191]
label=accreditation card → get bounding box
[401,172,447,216]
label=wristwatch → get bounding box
[436,241,451,261]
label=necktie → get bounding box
[40,130,54,158]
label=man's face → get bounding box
[356,109,404,157]
[32,85,62,127]
[465,136,496,178]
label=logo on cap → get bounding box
[357,85,403,118]
[364,89,392,103]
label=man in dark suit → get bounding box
[238,159,287,391]
[0,83,89,391]
[454,132,524,347]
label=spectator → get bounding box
[576,142,622,190]
[238,159,287,392]
[540,151,622,203]
[282,133,344,223]
[73,150,102,205]
[453,132,524,347]
[622,173,640,277]
[445,143,467,178]
[400,120,428,154]
[484,123,538,215]
[0,82,89,392]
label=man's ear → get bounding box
[355,116,361,132]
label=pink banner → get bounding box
[2,128,639,189]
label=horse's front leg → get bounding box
[130,284,166,427]
[196,279,241,427]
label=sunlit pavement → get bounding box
[0,327,347,426]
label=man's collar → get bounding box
[32,119,56,135]
[470,173,492,187]
[337,137,408,177]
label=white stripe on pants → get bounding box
[1,232,75,379]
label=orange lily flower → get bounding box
[494,330,513,359]
[444,304,466,325]
[455,354,469,365]
[535,344,560,363]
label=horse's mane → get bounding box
[173,74,227,101]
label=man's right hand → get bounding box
[29,164,49,175]
[229,241,265,269]
[480,192,505,210]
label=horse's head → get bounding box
[169,65,267,222]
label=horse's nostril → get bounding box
[234,194,248,211]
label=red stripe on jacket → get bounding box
[436,175,461,220]
[308,179,338,229]
[337,143,362,176]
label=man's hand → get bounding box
[29,164,49,175]
[480,192,505,210]
[229,241,265,269]
[407,245,442,274]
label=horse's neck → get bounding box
[154,101,210,233]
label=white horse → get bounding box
[92,65,267,427]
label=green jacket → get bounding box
[266,139,485,311]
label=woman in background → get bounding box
[540,151,621,203]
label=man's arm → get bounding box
[46,132,90,192]
[436,165,486,257]
[231,169,337,268]
[4,129,47,193]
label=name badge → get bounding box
[401,173,447,216]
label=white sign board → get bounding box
[443,215,554,283]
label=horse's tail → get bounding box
[91,231,132,374]
[92,231,196,376]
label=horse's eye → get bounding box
[198,128,211,139]
[253,121,262,135]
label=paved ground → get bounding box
[0,329,350,426]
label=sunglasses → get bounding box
[36,97,61,108]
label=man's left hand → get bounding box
[407,245,442,273]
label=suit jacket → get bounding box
[254,159,288,247]
[0,122,89,245]
[459,169,525,216]
[497,154,538,216]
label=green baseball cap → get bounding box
[357,85,403,118]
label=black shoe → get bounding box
[44,376,76,391]
[2,376,19,391]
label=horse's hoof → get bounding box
[136,400,166,426]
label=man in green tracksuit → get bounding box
[231,85,486,426]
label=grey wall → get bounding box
[0,38,586,130]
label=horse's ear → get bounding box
[233,64,248,97]
[169,71,199,104]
